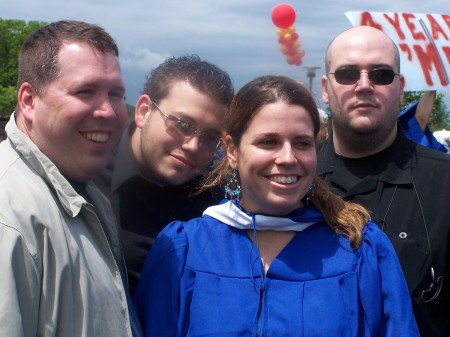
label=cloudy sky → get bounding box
[1,0,449,109]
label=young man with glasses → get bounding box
[318,25,450,337]
[95,55,234,296]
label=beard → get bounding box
[325,84,403,155]
[331,108,399,155]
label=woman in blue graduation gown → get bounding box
[135,75,419,337]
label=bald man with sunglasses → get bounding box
[318,25,450,337]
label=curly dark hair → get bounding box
[142,54,234,107]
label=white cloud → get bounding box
[120,45,170,72]
[1,0,449,108]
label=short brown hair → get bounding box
[17,20,119,96]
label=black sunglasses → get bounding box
[327,68,399,85]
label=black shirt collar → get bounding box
[317,126,414,196]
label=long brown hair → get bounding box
[200,75,369,248]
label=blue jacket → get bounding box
[398,102,448,153]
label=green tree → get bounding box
[0,86,17,114]
[0,18,47,115]
[400,91,450,131]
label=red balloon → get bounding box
[293,57,302,66]
[271,4,296,29]
[278,36,288,44]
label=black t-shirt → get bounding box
[117,175,222,295]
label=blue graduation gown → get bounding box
[398,102,447,153]
[135,217,419,336]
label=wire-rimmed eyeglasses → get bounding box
[327,68,399,85]
[152,102,223,152]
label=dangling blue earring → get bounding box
[224,170,241,200]
[306,183,315,206]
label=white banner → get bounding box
[346,11,450,91]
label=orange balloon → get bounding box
[280,45,290,54]
[286,26,295,34]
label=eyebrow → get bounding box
[172,112,223,135]
[256,132,314,139]
[336,63,394,70]
[172,111,196,124]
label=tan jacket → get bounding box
[0,115,134,337]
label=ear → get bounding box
[134,94,152,129]
[321,75,329,104]
[17,82,36,123]
[225,134,238,169]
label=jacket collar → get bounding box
[5,113,87,217]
